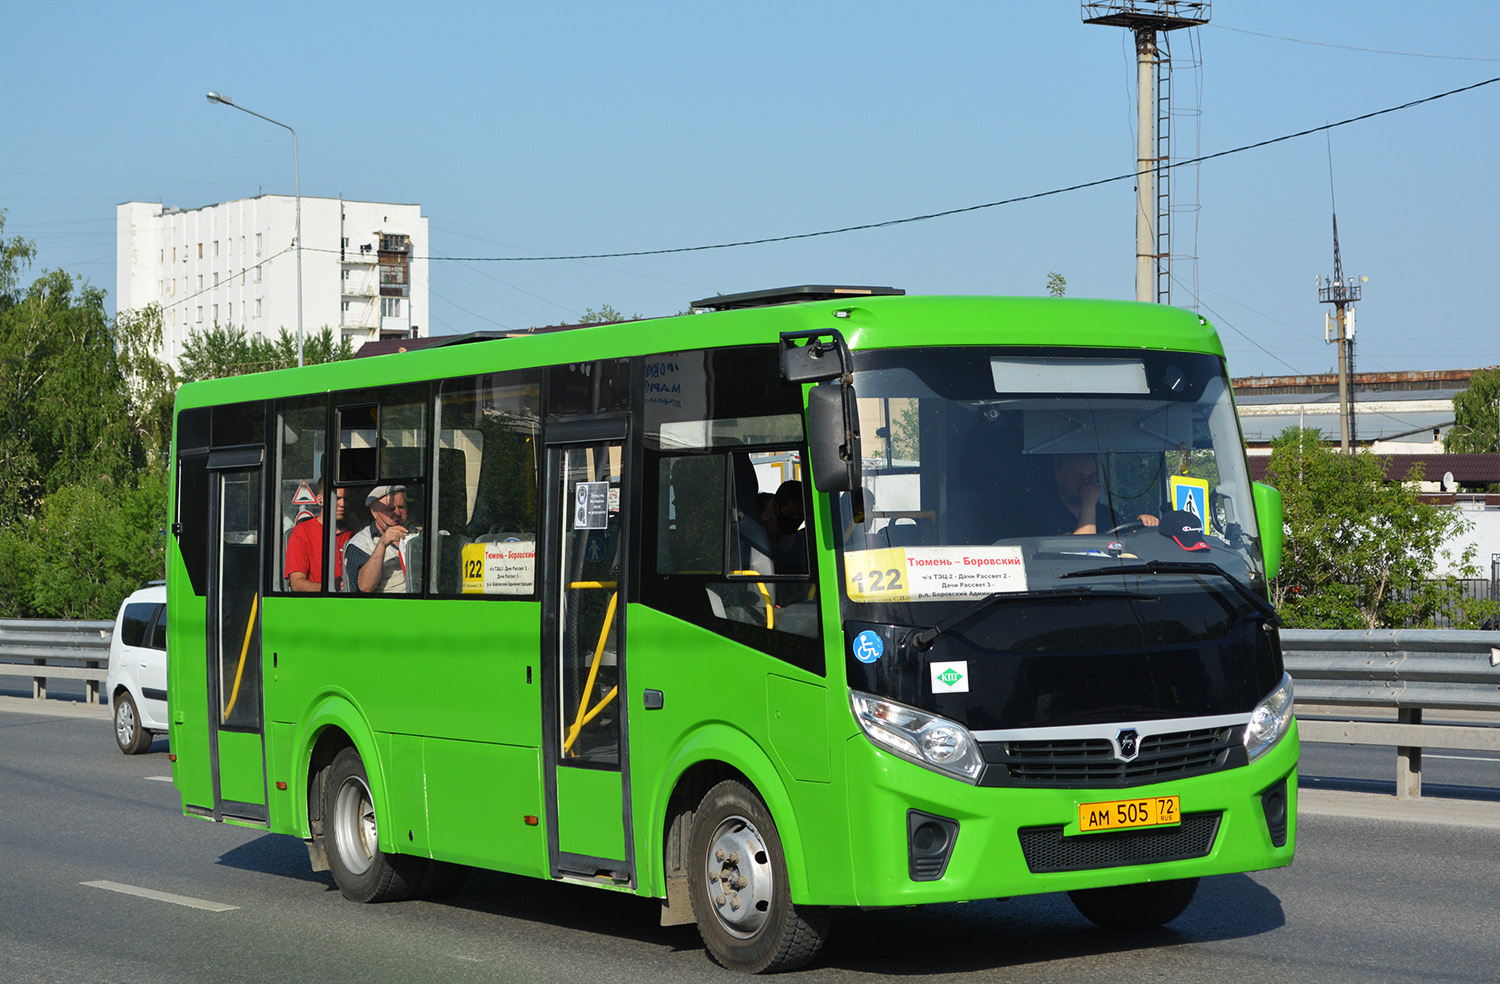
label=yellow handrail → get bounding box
[221,593,259,723]
[731,571,775,630]
[563,584,619,755]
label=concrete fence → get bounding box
[0,619,112,704]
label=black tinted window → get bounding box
[119,604,154,648]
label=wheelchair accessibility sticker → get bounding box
[853,630,884,664]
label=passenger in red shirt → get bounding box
[285,485,354,591]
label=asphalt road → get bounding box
[3,696,1498,983]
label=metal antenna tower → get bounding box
[1082,2,1209,304]
[1320,212,1363,453]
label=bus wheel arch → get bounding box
[321,744,423,902]
[686,778,830,972]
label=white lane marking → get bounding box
[146,776,173,782]
[1427,753,1500,764]
[82,880,238,912]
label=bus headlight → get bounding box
[1243,672,1295,760]
[850,692,984,783]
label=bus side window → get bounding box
[645,448,822,674]
[433,371,541,598]
[333,387,429,596]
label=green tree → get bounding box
[0,218,174,616]
[114,303,178,458]
[1264,427,1491,628]
[573,304,640,325]
[179,324,353,381]
[1046,272,1067,297]
[1444,366,1500,454]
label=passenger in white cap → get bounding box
[342,484,415,593]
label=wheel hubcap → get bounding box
[703,814,774,938]
[116,703,136,747]
[332,774,378,876]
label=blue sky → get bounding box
[5,1,1498,378]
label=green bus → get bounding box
[167,288,1296,972]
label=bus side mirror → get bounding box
[1252,482,1283,582]
[806,383,860,494]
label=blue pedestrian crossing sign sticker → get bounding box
[853,630,884,664]
[1169,475,1211,534]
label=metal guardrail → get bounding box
[1283,628,1500,798]
[0,619,112,704]
[4,619,1498,799]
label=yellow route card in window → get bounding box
[845,546,1027,602]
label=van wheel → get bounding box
[113,691,150,755]
[323,746,421,902]
[688,780,829,973]
[1069,877,1199,929]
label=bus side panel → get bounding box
[625,606,857,904]
[267,598,545,862]
[425,738,548,875]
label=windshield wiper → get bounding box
[905,585,1157,651]
[1060,560,1281,627]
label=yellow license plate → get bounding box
[1077,795,1181,834]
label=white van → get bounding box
[106,583,168,754]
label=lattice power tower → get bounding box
[1082,2,1210,304]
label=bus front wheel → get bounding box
[322,746,421,903]
[1068,877,1199,930]
[687,780,830,973]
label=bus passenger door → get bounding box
[206,451,269,823]
[541,417,634,884]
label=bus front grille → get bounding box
[980,727,1240,787]
[1018,812,1221,873]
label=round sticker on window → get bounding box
[853,630,884,664]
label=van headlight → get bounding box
[1243,672,1295,760]
[850,692,984,783]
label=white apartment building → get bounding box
[117,196,429,367]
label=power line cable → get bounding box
[299,75,1498,264]
[1211,24,1500,62]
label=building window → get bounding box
[381,298,403,318]
[256,233,262,252]
[214,273,220,287]
[197,275,203,290]
[254,267,261,283]
[342,301,350,313]
[214,240,220,257]
[198,243,203,259]
[196,306,203,324]
[213,304,219,323]
[341,237,349,249]
[228,303,233,322]
[341,269,350,281]
[256,299,262,317]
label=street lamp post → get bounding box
[206,91,303,367]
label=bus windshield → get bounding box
[838,346,1264,627]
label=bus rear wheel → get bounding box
[323,746,421,903]
[687,780,829,973]
[1068,877,1199,930]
